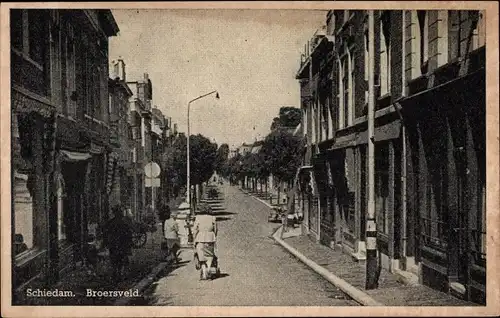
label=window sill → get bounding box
[11,48,44,72]
[84,114,109,128]
[12,84,54,108]
[14,248,47,268]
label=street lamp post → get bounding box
[187,90,219,213]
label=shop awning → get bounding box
[329,120,402,150]
[61,150,92,162]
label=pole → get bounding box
[187,101,191,211]
[365,10,379,290]
[186,90,218,213]
[151,163,154,211]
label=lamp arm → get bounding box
[188,90,218,104]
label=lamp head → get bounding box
[215,92,220,99]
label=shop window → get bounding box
[480,185,486,258]
[375,142,390,234]
[57,175,67,242]
[421,159,447,250]
[13,172,35,256]
[472,184,486,264]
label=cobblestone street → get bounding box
[137,185,356,306]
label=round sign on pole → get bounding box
[144,162,161,178]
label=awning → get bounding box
[356,120,402,144]
[329,120,401,150]
[61,150,92,162]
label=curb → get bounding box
[248,193,274,208]
[114,261,169,306]
[272,226,384,306]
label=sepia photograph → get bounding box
[1,1,499,317]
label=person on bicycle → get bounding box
[103,205,133,281]
[163,206,180,263]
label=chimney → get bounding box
[173,123,178,135]
[117,58,126,81]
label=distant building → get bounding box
[127,73,154,220]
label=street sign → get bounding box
[144,162,161,178]
[145,177,161,188]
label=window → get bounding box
[349,50,355,123]
[436,11,449,67]
[63,21,76,118]
[379,12,391,96]
[364,30,369,104]
[472,11,486,50]
[342,57,349,127]
[327,97,334,139]
[10,10,23,51]
[13,172,34,256]
[417,11,429,74]
[337,59,344,129]
[344,10,350,23]
[10,9,50,96]
[326,10,335,35]
[57,176,67,241]
[80,29,107,121]
[375,142,390,234]
[480,185,486,258]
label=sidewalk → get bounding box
[17,197,183,306]
[243,189,477,306]
[274,229,477,306]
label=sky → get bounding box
[109,9,326,149]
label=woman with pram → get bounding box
[193,204,218,280]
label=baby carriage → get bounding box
[193,242,221,280]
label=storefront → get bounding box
[12,111,50,291]
[400,68,486,304]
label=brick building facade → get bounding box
[11,9,119,298]
[297,10,486,304]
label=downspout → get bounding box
[394,101,407,265]
[398,11,408,266]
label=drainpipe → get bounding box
[398,11,408,267]
[394,101,407,266]
[365,10,378,290]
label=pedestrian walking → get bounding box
[162,206,180,263]
[102,205,133,281]
[193,205,218,279]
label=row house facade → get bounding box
[108,59,134,211]
[11,9,119,300]
[297,10,486,304]
[152,107,168,206]
[126,73,155,220]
